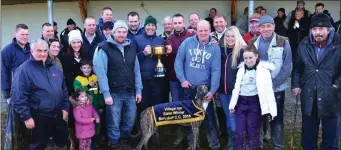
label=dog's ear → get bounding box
[196,85,208,99]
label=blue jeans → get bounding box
[106,92,136,144]
[220,93,236,150]
[269,91,285,150]
[169,81,184,102]
[302,99,340,150]
[184,87,220,149]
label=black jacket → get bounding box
[287,17,310,44]
[205,16,215,32]
[82,32,104,60]
[59,53,84,96]
[292,32,341,117]
[274,16,287,37]
[218,47,243,94]
[335,20,341,35]
[11,56,69,121]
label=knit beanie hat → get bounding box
[310,13,332,29]
[68,30,83,45]
[67,18,76,25]
[144,16,157,28]
[277,8,285,14]
[258,15,274,26]
[112,20,128,34]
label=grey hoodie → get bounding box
[175,35,221,94]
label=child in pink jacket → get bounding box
[72,88,100,150]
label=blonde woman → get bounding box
[218,26,246,149]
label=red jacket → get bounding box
[164,29,195,82]
[243,32,260,45]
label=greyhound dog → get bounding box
[136,85,211,150]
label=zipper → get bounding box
[224,52,233,94]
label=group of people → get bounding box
[1,1,341,150]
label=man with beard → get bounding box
[243,13,261,44]
[284,0,311,29]
[163,13,195,146]
[248,15,292,150]
[160,16,173,40]
[82,17,104,60]
[93,20,142,150]
[127,11,145,40]
[292,13,341,150]
[96,7,115,38]
[41,23,55,42]
[188,13,200,31]
[60,18,83,55]
[211,13,227,45]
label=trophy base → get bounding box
[154,74,165,77]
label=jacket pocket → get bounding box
[271,47,284,59]
[321,87,340,115]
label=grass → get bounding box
[1,112,340,150]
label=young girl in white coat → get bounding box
[229,46,277,150]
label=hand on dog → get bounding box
[136,94,142,104]
[105,97,113,105]
[204,92,213,102]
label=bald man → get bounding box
[82,17,104,60]
[175,20,221,150]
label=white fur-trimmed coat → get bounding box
[229,61,277,117]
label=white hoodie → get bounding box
[229,61,277,117]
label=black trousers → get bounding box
[29,115,68,150]
[135,78,166,130]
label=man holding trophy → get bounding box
[134,16,172,142]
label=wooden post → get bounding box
[77,0,87,22]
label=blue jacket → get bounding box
[174,35,221,94]
[82,31,104,60]
[134,32,165,79]
[292,31,340,117]
[93,35,143,99]
[127,24,145,40]
[96,17,115,38]
[1,38,31,99]
[11,56,69,121]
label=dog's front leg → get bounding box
[190,122,201,150]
